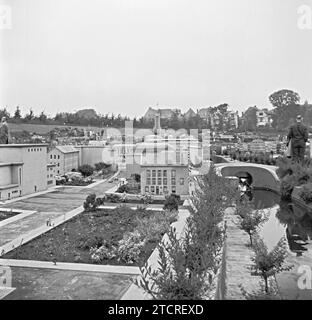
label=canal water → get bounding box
[252,189,312,257]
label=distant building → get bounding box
[228,111,239,129]
[48,145,79,175]
[198,107,210,120]
[198,108,239,130]
[184,108,196,119]
[140,164,189,196]
[256,109,273,127]
[0,144,49,201]
[143,107,182,121]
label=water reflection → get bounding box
[253,190,312,256]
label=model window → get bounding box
[145,186,149,193]
[163,178,167,185]
[146,170,151,177]
[152,170,156,177]
[180,178,185,185]
[171,178,176,185]
[158,178,162,185]
[163,170,167,177]
[146,178,151,185]
[171,170,176,177]
[151,186,155,193]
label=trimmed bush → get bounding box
[163,194,180,212]
[78,164,94,177]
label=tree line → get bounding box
[1,89,311,132]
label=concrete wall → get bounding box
[76,146,114,167]
[0,145,48,199]
[21,147,48,194]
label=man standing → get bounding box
[287,115,308,162]
[0,117,9,144]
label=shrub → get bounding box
[136,166,237,299]
[94,162,111,172]
[105,194,120,203]
[163,194,180,212]
[135,227,207,300]
[276,157,293,179]
[116,230,146,264]
[280,174,297,200]
[116,184,129,193]
[83,194,97,212]
[235,197,254,218]
[250,237,293,294]
[243,154,250,162]
[141,193,153,205]
[133,173,141,183]
[78,235,103,250]
[78,164,94,177]
[240,210,267,246]
[299,183,312,204]
[90,241,117,263]
[83,194,104,211]
[135,211,178,243]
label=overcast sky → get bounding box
[0,0,311,118]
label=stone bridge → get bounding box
[215,162,280,192]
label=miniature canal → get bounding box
[252,189,312,256]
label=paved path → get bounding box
[3,267,133,300]
[0,180,115,248]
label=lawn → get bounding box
[3,206,176,266]
[0,210,20,222]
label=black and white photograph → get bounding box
[0,0,312,305]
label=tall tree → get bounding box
[24,108,34,121]
[242,106,258,131]
[39,111,48,122]
[269,89,300,108]
[0,108,10,119]
[14,106,22,119]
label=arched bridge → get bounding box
[215,162,280,192]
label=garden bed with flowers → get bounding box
[3,206,177,266]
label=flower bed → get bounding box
[0,210,20,222]
[3,206,177,266]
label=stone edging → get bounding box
[0,259,140,275]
